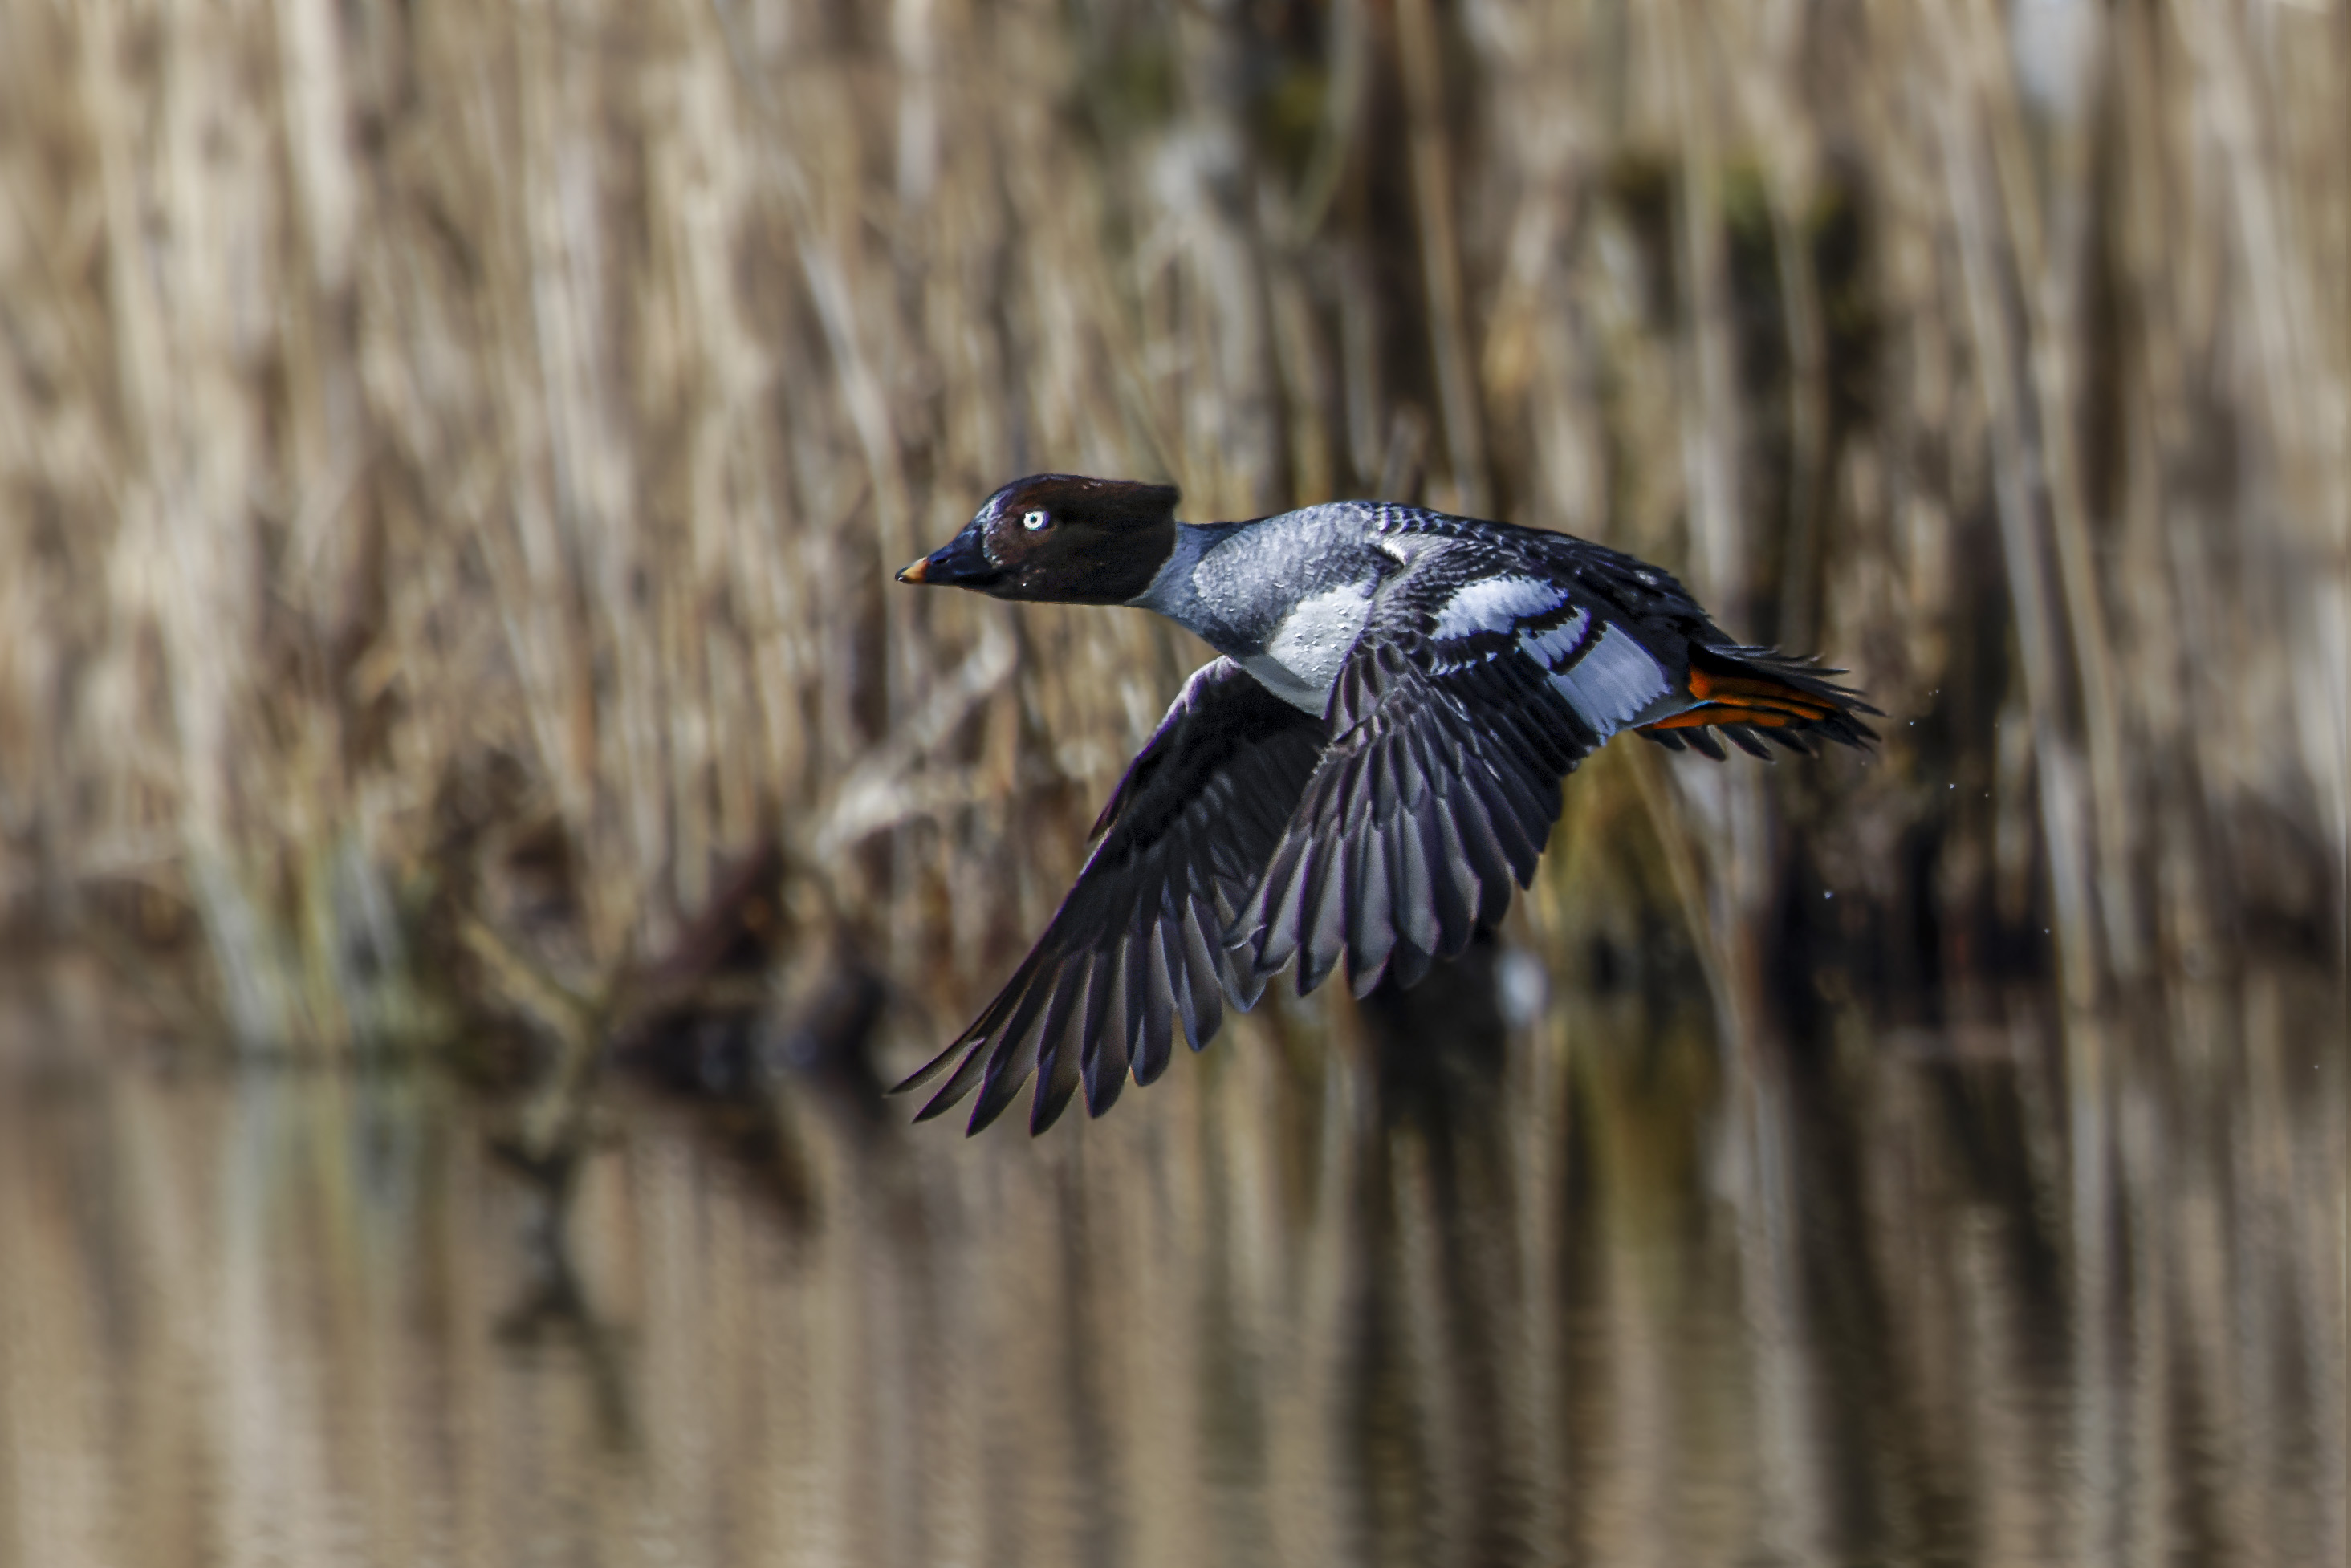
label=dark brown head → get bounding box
[897,474,1182,605]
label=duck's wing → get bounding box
[896,657,1328,1135]
[1227,538,1877,997]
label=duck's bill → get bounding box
[896,528,1002,589]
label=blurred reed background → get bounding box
[0,0,2341,1050]
[2,5,2347,1566]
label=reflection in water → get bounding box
[0,968,2342,1567]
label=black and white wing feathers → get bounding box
[1229,542,1690,998]
[897,657,1328,1135]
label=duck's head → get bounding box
[897,474,1181,605]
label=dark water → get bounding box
[1,961,2342,1568]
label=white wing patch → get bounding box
[1432,575,1565,640]
[1518,607,1591,669]
[1551,624,1670,736]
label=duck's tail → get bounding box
[1636,644,1881,760]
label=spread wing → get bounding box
[1230,541,1873,998]
[896,657,1328,1135]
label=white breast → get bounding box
[1242,583,1374,714]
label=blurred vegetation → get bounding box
[0,0,2342,1059]
[2,954,2341,1566]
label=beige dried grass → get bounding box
[0,0,2341,1052]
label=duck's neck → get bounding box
[1129,522,1243,636]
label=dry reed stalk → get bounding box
[1394,0,1488,518]
[1930,0,2103,1012]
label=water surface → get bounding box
[1,968,2342,1567]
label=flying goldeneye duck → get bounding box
[895,474,1877,1133]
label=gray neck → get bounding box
[1129,522,1245,648]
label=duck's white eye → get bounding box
[1023,509,1050,532]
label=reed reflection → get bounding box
[4,958,2341,1568]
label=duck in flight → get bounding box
[894,475,1877,1133]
